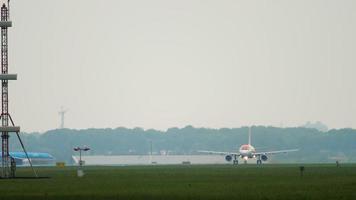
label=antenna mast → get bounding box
[0,1,37,178]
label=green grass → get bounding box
[0,164,355,200]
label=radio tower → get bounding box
[0,0,36,178]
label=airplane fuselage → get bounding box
[239,144,256,160]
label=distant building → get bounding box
[72,155,228,166]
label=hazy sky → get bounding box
[6,0,356,132]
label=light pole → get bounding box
[73,146,90,177]
[149,140,152,164]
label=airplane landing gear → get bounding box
[257,159,262,165]
[233,155,239,165]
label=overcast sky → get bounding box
[6,0,356,132]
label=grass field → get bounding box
[0,164,355,200]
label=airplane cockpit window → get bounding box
[240,145,249,150]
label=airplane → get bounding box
[199,127,298,165]
[0,152,55,166]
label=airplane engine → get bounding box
[261,154,268,161]
[225,155,233,162]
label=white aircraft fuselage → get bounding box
[239,144,256,160]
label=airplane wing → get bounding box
[253,149,299,156]
[198,150,240,156]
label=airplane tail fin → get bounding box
[248,126,252,145]
[72,156,79,164]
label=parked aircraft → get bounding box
[199,127,298,164]
[0,152,55,166]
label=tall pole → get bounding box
[149,140,152,164]
[0,1,36,178]
[1,3,10,178]
[74,147,90,168]
[74,146,89,177]
[79,149,82,168]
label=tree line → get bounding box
[9,126,356,164]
